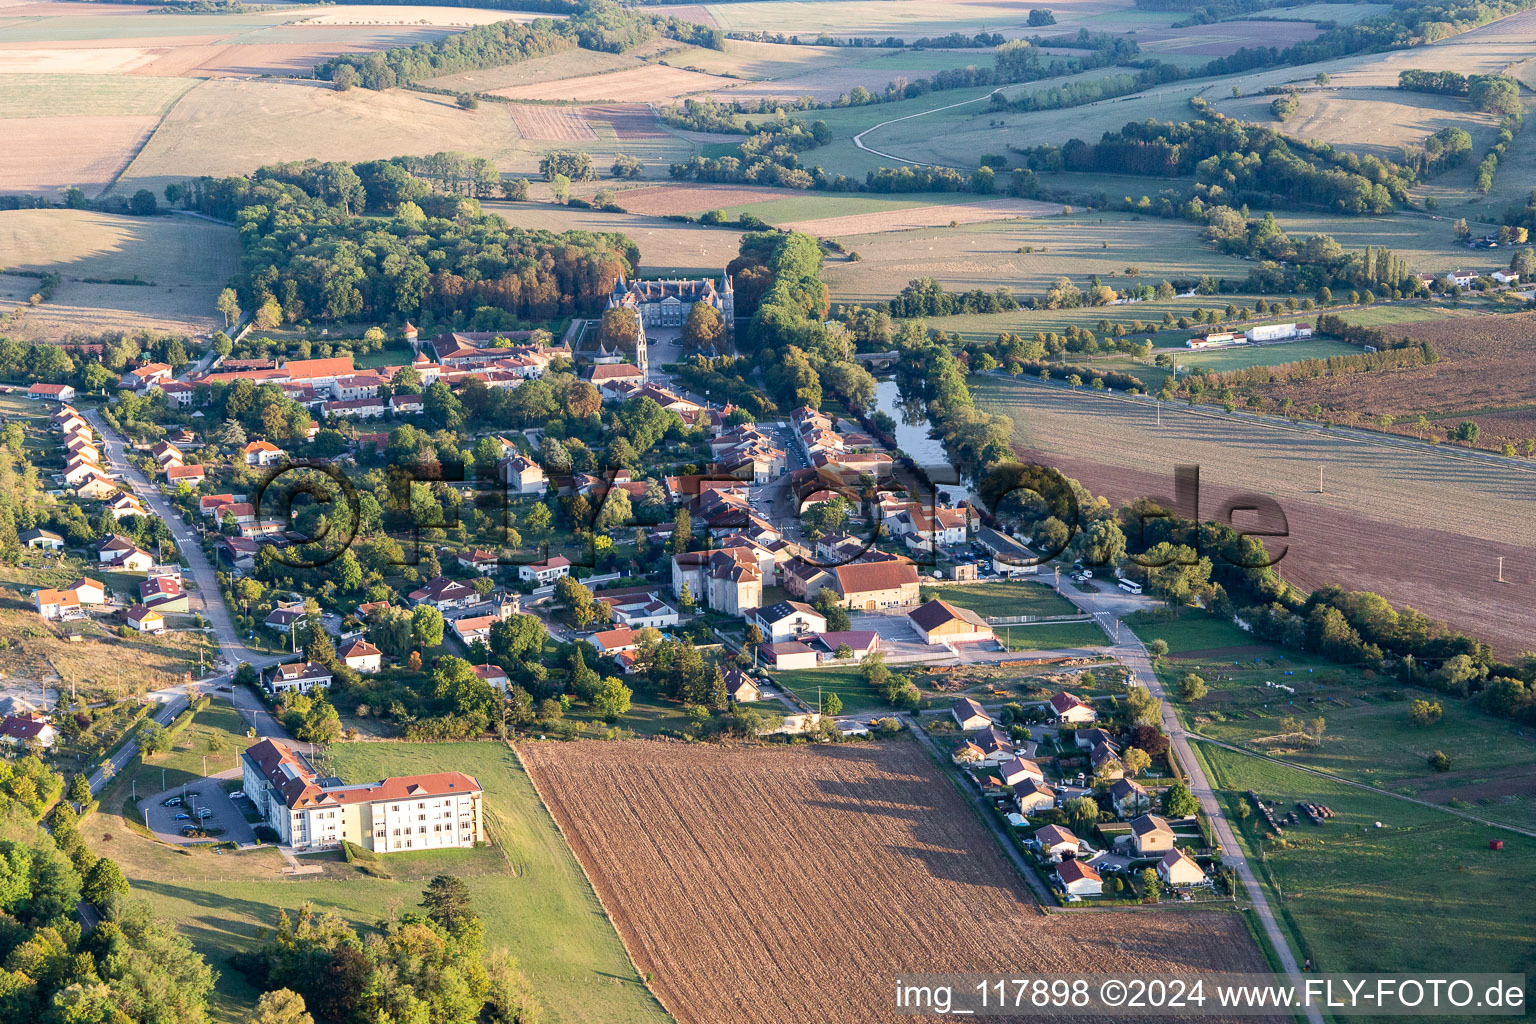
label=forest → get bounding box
[174,160,636,326]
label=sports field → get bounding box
[89,737,667,1024]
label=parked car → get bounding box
[230,790,245,799]
[196,808,214,819]
[162,797,182,807]
[173,813,190,821]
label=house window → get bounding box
[419,826,426,834]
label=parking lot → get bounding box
[139,778,259,847]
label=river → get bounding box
[873,378,973,503]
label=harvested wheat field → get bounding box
[494,63,733,102]
[115,79,529,193]
[425,49,636,94]
[509,103,595,140]
[612,183,790,215]
[781,196,1066,236]
[1239,312,1536,443]
[973,377,1536,657]
[0,114,158,195]
[519,739,1270,1024]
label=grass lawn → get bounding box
[774,665,888,715]
[88,739,668,1024]
[996,619,1109,651]
[1193,742,1536,982]
[924,580,1079,619]
[566,685,694,736]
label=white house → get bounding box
[1049,690,1097,724]
[502,454,547,496]
[517,556,570,585]
[1014,780,1057,814]
[243,440,284,466]
[1034,824,1083,863]
[1054,859,1102,897]
[35,588,82,621]
[269,660,333,694]
[66,577,106,605]
[0,713,57,749]
[998,756,1045,788]
[339,638,383,673]
[1158,848,1207,887]
[125,604,165,633]
[753,600,826,641]
[20,529,64,551]
[951,696,993,731]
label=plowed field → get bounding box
[519,739,1269,1024]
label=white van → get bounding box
[1118,579,1143,594]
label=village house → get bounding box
[1128,813,1177,856]
[472,663,509,691]
[501,454,547,496]
[389,393,424,416]
[264,607,307,634]
[803,630,880,663]
[34,588,82,621]
[457,549,499,575]
[20,529,64,551]
[339,639,383,673]
[139,575,189,613]
[586,363,645,395]
[243,440,284,466]
[1014,780,1057,814]
[1049,690,1098,724]
[108,494,147,521]
[972,725,1014,765]
[1054,859,1102,897]
[125,605,165,633]
[324,397,386,420]
[30,382,77,403]
[67,577,106,605]
[407,576,479,613]
[125,363,173,390]
[1090,742,1123,780]
[597,590,678,629]
[151,441,183,469]
[61,457,105,488]
[1157,848,1207,887]
[998,756,1045,788]
[591,626,640,656]
[164,464,206,487]
[951,696,993,731]
[975,525,1040,576]
[723,667,762,703]
[753,600,826,641]
[451,612,501,646]
[1109,778,1152,818]
[242,737,483,853]
[0,713,58,749]
[1034,824,1083,863]
[517,555,571,585]
[269,660,333,694]
[98,537,154,572]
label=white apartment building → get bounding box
[242,738,484,853]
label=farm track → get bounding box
[519,740,1278,1024]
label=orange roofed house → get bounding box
[241,737,483,853]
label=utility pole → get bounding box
[1497,556,1505,583]
[1318,465,1324,493]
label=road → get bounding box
[1056,580,1323,1020]
[852,92,998,167]
[85,408,272,675]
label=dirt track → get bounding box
[519,739,1272,1024]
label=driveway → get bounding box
[138,777,257,847]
